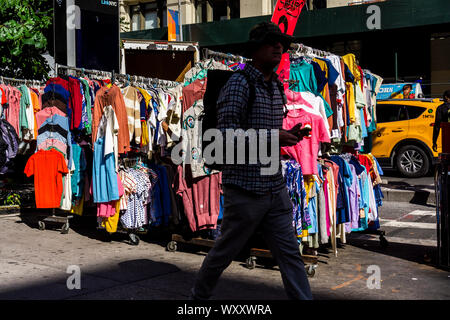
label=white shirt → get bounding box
[97,105,119,172]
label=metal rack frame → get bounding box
[0,76,45,87]
[56,64,181,88]
[202,48,252,63]
[289,42,334,58]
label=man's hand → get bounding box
[287,123,303,138]
[433,144,438,152]
[279,129,301,147]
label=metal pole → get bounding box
[178,0,183,41]
[66,0,76,67]
[394,51,398,82]
[53,0,56,76]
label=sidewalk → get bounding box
[381,175,436,205]
[0,213,449,300]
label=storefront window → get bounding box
[130,5,140,31]
[195,0,240,23]
[144,3,158,29]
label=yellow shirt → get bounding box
[342,54,361,124]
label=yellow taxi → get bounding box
[372,98,443,177]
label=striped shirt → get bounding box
[122,86,142,145]
[216,63,286,195]
[119,170,137,211]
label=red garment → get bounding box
[357,154,378,183]
[46,77,69,91]
[24,149,69,208]
[0,87,7,105]
[276,53,291,91]
[68,77,83,130]
[357,66,364,91]
[182,79,207,112]
[176,165,221,232]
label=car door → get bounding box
[405,104,431,144]
[372,104,410,158]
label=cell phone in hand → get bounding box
[300,124,312,138]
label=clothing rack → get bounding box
[56,64,113,79]
[289,42,334,58]
[202,48,252,63]
[56,64,180,88]
[115,73,180,88]
[0,76,45,87]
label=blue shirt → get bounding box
[92,136,119,203]
[149,164,172,227]
[331,156,353,224]
[44,84,70,104]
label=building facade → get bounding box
[120,0,450,98]
[120,0,386,32]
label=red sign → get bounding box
[271,0,306,35]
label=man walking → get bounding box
[432,89,450,152]
[190,22,313,300]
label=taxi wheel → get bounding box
[396,145,429,178]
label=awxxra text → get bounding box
[177,304,272,317]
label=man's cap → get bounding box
[246,22,294,53]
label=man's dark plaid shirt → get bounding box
[216,63,286,195]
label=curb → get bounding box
[381,186,436,205]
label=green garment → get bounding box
[18,85,30,139]
[290,60,318,95]
[80,79,92,134]
[320,94,333,118]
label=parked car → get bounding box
[371,98,443,178]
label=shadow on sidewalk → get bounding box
[346,236,439,269]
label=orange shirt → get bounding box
[24,149,69,208]
[29,90,41,139]
[92,85,130,154]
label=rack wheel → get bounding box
[61,223,70,234]
[129,233,140,246]
[38,221,45,231]
[166,241,177,252]
[306,265,316,277]
[380,235,388,249]
[245,257,256,270]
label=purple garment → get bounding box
[348,164,360,230]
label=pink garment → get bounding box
[35,107,66,129]
[97,174,124,217]
[176,165,221,232]
[182,79,207,112]
[281,108,331,175]
[37,139,68,158]
[284,89,314,109]
[276,53,291,91]
[323,177,331,237]
[6,86,22,136]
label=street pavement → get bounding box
[0,197,449,301]
[382,169,434,189]
[380,169,436,205]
